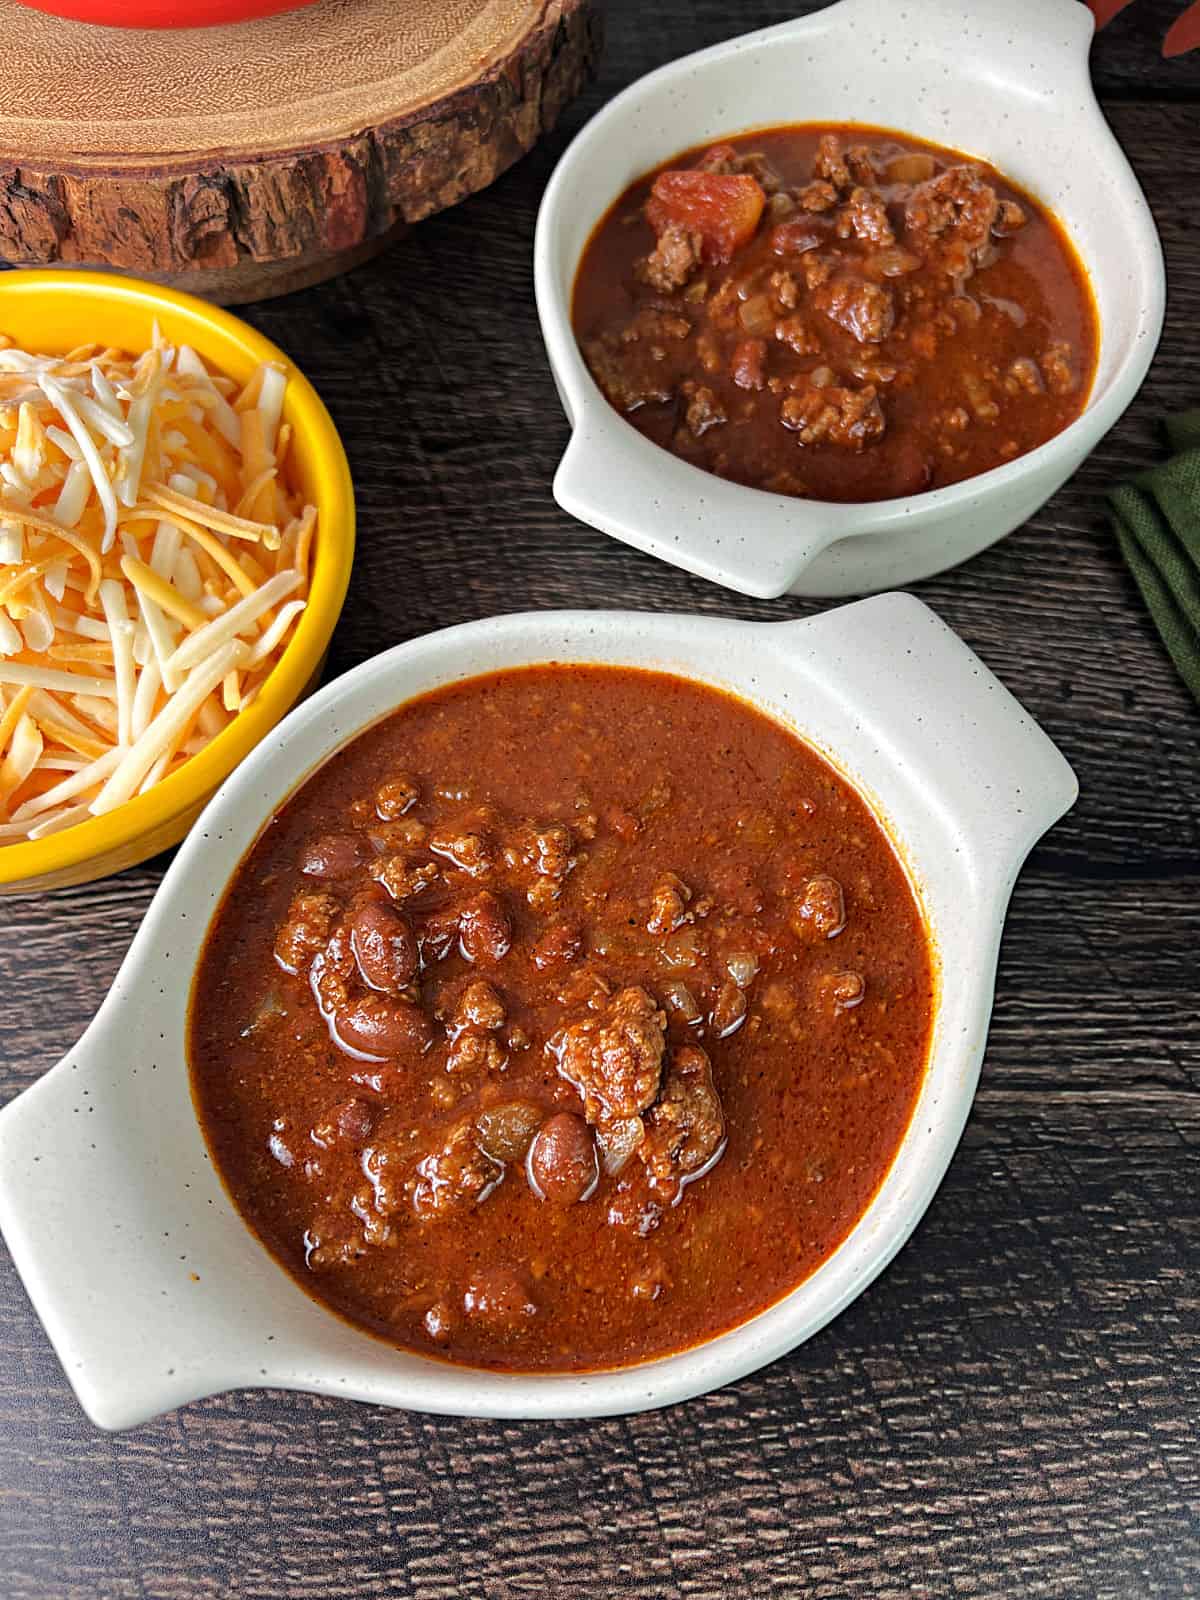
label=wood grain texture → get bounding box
[0,0,601,300]
[0,3,1197,1596]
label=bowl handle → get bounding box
[553,425,840,599]
[769,592,1078,894]
[0,1014,259,1430]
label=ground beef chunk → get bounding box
[768,268,801,308]
[1005,357,1043,395]
[648,872,692,935]
[812,276,895,344]
[800,179,838,212]
[583,333,676,413]
[445,1030,506,1076]
[789,874,847,939]
[462,1266,538,1328]
[993,198,1027,236]
[555,985,667,1126]
[694,329,723,374]
[620,307,692,346]
[813,133,852,191]
[780,385,885,451]
[532,921,583,970]
[837,187,895,247]
[409,1122,504,1221]
[453,979,505,1031]
[697,144,784,194]
[371,855,439,903]
[304,1211,368,1268]
[704,278,742,330]
[506,821,575,910]
[774,316,822,356]
[369,816,427,853]
[845,145,878,186]
[1042,340,1077,396]
[963,371,1000,423]
[523,822,574,877]
[375,776,418,819]
[695,141,739,173]
[636,220,703,293]
[736,151,784,194]
[682,381,726,436]
[802,253,837,291]
[904,166,1000,278]
[772,223,827,261]
[274,891,340,974]
[309,921,355,1005]
[730,337,768,390]
[429,828,493,877]
[640,1045,726,1195]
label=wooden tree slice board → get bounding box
[0,0,600,302]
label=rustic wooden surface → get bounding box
[0,0,600,302]
[2,3,1198,1596]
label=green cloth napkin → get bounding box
[1108,409,1200,704]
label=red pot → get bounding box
[12,0,317,25]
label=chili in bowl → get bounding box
[0,596,1076,1428]
[534,0,1164,597]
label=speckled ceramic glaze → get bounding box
[534,0,1165,597]
[0,596,1076,1429]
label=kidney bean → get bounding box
[348,899,418,993]
[527,1113,598,1205]
[458,890,512,963]
[415,903,462,965]
[331,994,432,1060]
[300,832,370,879]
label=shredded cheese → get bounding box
[0,339,315,846]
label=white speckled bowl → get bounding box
[535,0,1165,597]
[0,596,1075,1429]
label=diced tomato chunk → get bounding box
[646,171,765,265]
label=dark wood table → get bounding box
[3,4,1197,1595]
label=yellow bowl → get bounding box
[0,270,355,896]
